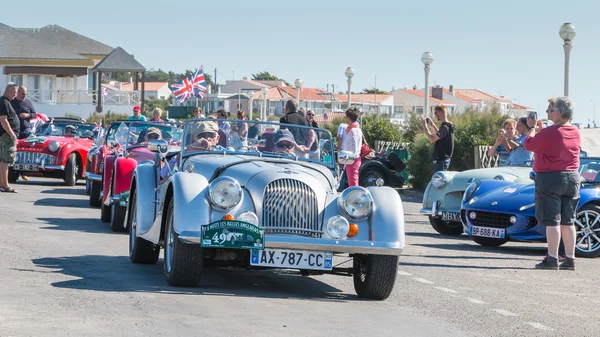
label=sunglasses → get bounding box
[276,142,294,149]
[198,132,217,139]
[307,113,314,117]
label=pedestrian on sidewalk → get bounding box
[341,108,363,187]
[0,83,20,193]
[11,85,38,180]
[421,105,455,172]
[524,97,581,270]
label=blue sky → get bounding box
[5,0,599,123]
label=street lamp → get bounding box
[294,79,303,108]
[247,90,254,120]
[591,99,596,128]
[261,87,269,120]
[345,66,355,110]
[421,51,434,118]
[559,23,576,97]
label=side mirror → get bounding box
[148,139,169,158]
[338,150,356,165]
[529,171,536,180]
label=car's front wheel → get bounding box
[128,190,159,264]
[164,198,204,286]
[64,153,78,186]
[353,254,398,300]
[575,205,600,258]
[429,216,463,236]
[110,200,127,232]
[360,167,386,187]
[100,203,111,223]
[8,169,18,184]
[471,236,508,247]
[89,181,101,207]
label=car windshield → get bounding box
[114,122,182,148]
[181,119,335,168]
[579,158,600,183]
[504,148,533,168]
[37,122,96,138]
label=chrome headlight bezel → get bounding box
[337,186,374,220]
[48,140,60,152]
[463,181,481,203]
[208,177,242,210]
[431,172,447,189]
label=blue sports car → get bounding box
[461,157,600,258]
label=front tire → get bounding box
[89,181,101,207]
[100,203,111,223]
[575,204,600,258]
[110,201,127,232]
[64,153,78,186]
[164,198,204,287]
[128,191,159,264]
[85,179,91,195]
[353,254,398,300]
[360,167,386,187]
[8,169,18,184]
[429,216,464,236]
[471,236,508,247]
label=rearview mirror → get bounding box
[338,150,356,165]
[148,139,169,157]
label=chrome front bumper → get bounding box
[10,162,65,171]
[84,172,102,182]
[178,232,403,256]
[420,200,440,216]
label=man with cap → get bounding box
[273,129,298,155]
[129,105,147,121]
[144,127,162,142]
[187,120,221,152]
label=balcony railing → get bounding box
[27,89,140,106]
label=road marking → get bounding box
[492,309,518,317]
[466,298,486,304]
[413,277,434,284]
[397,271,412,276]
[526,322,554,331]
[435,287,457,294]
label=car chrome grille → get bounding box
[470,211,514,228]
[15,152,55,165]
[262,179,321,237]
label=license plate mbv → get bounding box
[441,211,460,222]
[250,249,333,271]
[470,225,506,239]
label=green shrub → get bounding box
[360,114,403,146]
[403,107,510,190]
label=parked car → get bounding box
[126,120,405,300]
[85,121,131,208]
[100,122,182,232]
[420,152,533,236]
[9,118,96,186]
[359,150,407,187]
[461,156,600,257]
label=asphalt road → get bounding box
[0,179,597,337]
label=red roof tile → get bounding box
[402,89,455,105]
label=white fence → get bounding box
[27,89,140,106]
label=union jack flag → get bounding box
[171,77,195,103]
[192,66,207,99]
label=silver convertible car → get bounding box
[125,119,405,300]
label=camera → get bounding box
[529,111,537,119]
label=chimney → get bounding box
[449,85,454,95]
[431,86,443,100]
[412,85,417,90]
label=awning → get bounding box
[3,66,88,77]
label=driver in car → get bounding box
[186,121,220,152]
[144,127,162,142]
[273,129,298,155]
[65,125,77,135]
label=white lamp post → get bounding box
[294,79,303,109]
[345,66,355,110]
[421,51,434,118]
[559,23,576,97]
[247,90,254,120]
[261,87,269,120]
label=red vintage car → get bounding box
[100,122,182,232]
[9,118,97,186]
[85,121,132,208]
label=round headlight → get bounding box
[469,212,477,219]
[237,211,259,226]
[463,181,481,202]
[337,186,374,219]
[208,177,242,210]
[431,172,447,189]
[326,215,350,239]
[509,215,517,224]
[48,140,59,152]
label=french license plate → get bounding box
[250,248,333,271]
[470,225,505,239]
[14,164,39,171]
[441,211,460,222]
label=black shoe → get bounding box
[560,257,575,271]
[535,255,559,270]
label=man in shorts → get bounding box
[0,83,20,193]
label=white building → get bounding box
[390,87,456,121]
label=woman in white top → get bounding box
[341,108,363,186]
